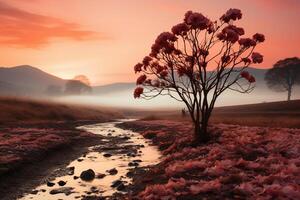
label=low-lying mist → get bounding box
[53,87,300,109]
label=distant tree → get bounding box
[265,57,300,101]
[133,8,265,143]
[64,80,92,95]
[73,75,91,86]
[46,85,63,96]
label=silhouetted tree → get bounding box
[64,80,92,95]
[133,8,265,143]
[265,57,300,101]
[73,75,91,86]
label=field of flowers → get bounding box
[119,120,300,199]
[0,123,100,176]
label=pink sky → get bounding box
[0,0,299,85]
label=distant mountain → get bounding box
[0,65,66,96]
[92,67,268,94]
[92,82,135,95]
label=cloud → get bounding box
[0,2,105,48]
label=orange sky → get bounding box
[0,0,300,85]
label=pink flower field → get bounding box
[119,120,300,199]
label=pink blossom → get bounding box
[222,55,231,63]
[184,11,193,24]
[134,87,143,98]
[143,56,152,66]
[221,25,244,43]
[171,23,189,36]
[190,179,221,194]
[199,48,209,56]
[217,32,226,40]
[155,32,177,46]
[151,79,160,87]
[241,58,251,64]
[144,79,152,84]
[163,43,176,54]
[136,74,147,85]
[165,160,206,176]
[185,56,194,64]
[240,71,250,79]
[177,67,187,77]
[150,43,161,57]
[160,70,168,78]
[248,75,256,83]
[253,33,265,42]
[134,63,143,73]
[235,182,254,194]
[226,29,239,43]
[281,185,300,199]
[139,178,188,200]
[220,8,242,23]
[173,49,182,55]
[224,25,245,36]
[238,38,256,47]
[251,52,263,63]
[207,22,215,33]
[184,11,211,30]
[154,64,164,74]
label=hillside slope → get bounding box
[0,97,122,123]
[0,65,66,95]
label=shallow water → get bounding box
[19,119,161,199]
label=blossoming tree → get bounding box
[133,8,265,143]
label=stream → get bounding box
[19,119,161,200]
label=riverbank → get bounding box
[0,97,123,199]
[0,121,107,200]
[12,120,160,200]
[117,120,300,199]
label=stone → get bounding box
[47,181,55,187]
[49,187,74,196]
[111,180,122,188]
[80,169,95,181]
[107,168,118,175]
[117,183,126,191]
[96,173,106,179]
[126,171,133,178]
[58,180,67,186]
[128,162,139,167]
[30,190,39,195]
[103,153,112,157]
[67,166,75,175]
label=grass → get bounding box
[0,96,122,123]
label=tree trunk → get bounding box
[200,117,209,142]
[287,86,292,101]
[194,120,209,144]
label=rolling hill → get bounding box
[0,65,66,96]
